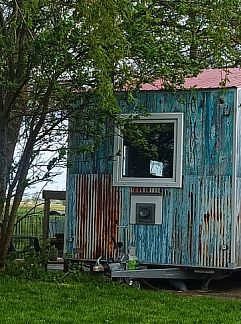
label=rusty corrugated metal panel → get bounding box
[65,175,77,254]
[196,176,232,268]
[75,174,121,259]
[66,87,236,269]
[126,89,235,268]
[131,187,162,194]
[131,176,232,268]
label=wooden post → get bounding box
[43,198,50,241]
[42,190,66,241]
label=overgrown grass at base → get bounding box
[0,273,241,323]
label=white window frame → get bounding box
[113,113,184,188]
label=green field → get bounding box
[14,202,65,237]
[0,273,241,323]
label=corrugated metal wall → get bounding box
[67,88,237,268]
[128,176,232,267]
[235,89,241,267]
[73,174,121,259]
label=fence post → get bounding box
[43,198,50,241]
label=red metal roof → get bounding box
[141,68,241,90]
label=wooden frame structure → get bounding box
[42,190,66,240]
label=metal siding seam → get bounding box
[87,175,91,259]
[95,175,100,258]
[89,176,93,258]
[81,175,85,258]
[237,180,241,265]
[163,190,169,263]
[221,178,225,267]
[77,175,81,256]
[75,175,80,256]
[82,175,86,258]
[117,185,122,257]
[102,175,106,257]
[107,175,111,258]
[84,175,89,258]
[217,177,221,267]
[79,175,83,257]
[214,177,218,267]
[195,177,201,266]
[99,175,103,258]
[82,175,87,258]
[214,176,218,267]
[103,175,107,258]
[225,178,230,266]
[67,175,76,254]
[64,172,70,254]
[207,179,211,267]
[236,91,241,266]
[85,175,89,258]
[222,177,226,267]
[92,175,97,258]
[203,178,208,267]
[112,183,117,260]
[112,176,118,259]
[231,88,238,266]
[107,174,111,258]
[105,175,109,258]
[193,179,198,265]
[110,175,115,259]
[80,175,84,257]
[210,177,214,267]
[97,175,101,258]
[96,175,100,258]
[225,177,232,266]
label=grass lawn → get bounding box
[0,274,241,323]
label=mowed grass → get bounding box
[1,275,241,323]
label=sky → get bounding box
[25,167,67,199]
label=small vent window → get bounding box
[136,203,156,224]
[130,194,162,225]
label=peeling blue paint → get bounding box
[66,87,241,269]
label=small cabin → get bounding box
[65,68,241,270]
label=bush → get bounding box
[5,249,47,280]
[3,249,109,286]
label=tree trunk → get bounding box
[0,122,10,269]
[0,123,8,219]
[0,213,15,269]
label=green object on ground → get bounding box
[127,259,139,270]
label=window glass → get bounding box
[123,123,174,178]
[113,113,183,188]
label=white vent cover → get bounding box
[130,194,162,225]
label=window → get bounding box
[113,113,183,187]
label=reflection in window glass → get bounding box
[122,123,174,178]
[150,160,163,177]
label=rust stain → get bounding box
[75,174,120,260]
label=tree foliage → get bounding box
[0,0,241,267]
[0,0,133,267]
[124,0,241,85]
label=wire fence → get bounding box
[14,215,43,237]
[14,215,65,239]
